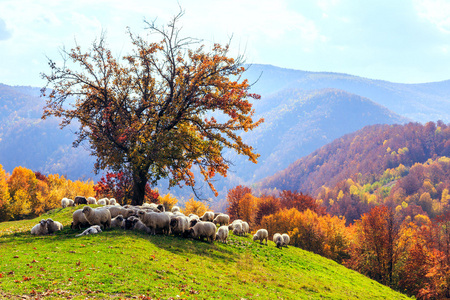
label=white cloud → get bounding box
[414,0,450,33]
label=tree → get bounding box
[41,11,263,205]
[226,185,252,221]
[183,197,209,216]
[0,164,11,221]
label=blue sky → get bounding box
[1,0,450,87]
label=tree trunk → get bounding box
[131,170,148,206]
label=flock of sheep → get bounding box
[31,196,291,248]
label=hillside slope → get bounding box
[0,207,411,299]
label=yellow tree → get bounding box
[183,197,209,216]
[7,166,37,219]
[41,11,263,205]
[0,164,11,221]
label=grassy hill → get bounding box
[0,208,411,299]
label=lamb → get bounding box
[170,215,190,236]
[82,206,111,229]
[31,219,48,235]
[125,216,151,234]
[137,210,170,235]
[281,233,290,247]
[74,196,88,205]
[216,225,229,243]
[273,233,284,248]
[253,229,269,245]
[71,209,90,230]
[110,215,125,228]
[61,198,70,208]
[171,206,181,213]
[213,213,230,226]
[76,225,102,237]
[87,197,97,205]
[200,211,215,222]
[46,218,63,233]
[189,221,216,243]
[107,206,134,219]
[232,222,244,236]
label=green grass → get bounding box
[0,207,411,299]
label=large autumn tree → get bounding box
[41,12,263,205]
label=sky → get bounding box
[1,0,450,87]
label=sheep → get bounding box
[125,216,151,234]
[213,213,230,226]
[228,219,243,230]
[110,215,125,228]
[87,197,97,205]
[97,198,108,206]
[67,199,75,207]
[216,225,229,243]
[71,209,90,230]
[241,221,250,236]
[273,233,284,248]
[232,222,244,236]
[46,218,63,233]
[31,219,48,235]
[188,214,200,227]
[253,229,269,245]
[170,215,190,236]
[109,198,117,205]
[142,202,164,212]
[82,206,111,229]
[281,233,290,247]
[74,196,88,205]
[137,210,170,235]
[189,221,216,243]
[171,206,181,213]
[61,198,70,208]
[76,225,102,237]
[200,211,215,222]
[107,206,134,219]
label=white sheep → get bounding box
[170,215,190,236]
[87,197,97,205]
[67,199,75,207]
[189,221,216,243]
[171,206,181,213]
[241,221,250,236]
[188,214,200,227]
[71,209,90,230]
[61,198,70,208]
[97,198,108,205]
[137,210,170,235]
[76,225,102,237]
[232,222,244,236]
[273,233,284,248]
[216,225,229,243]
[213,214,230,226]
[82,206,112,229]
[253,229,269,245]
[110,215,125,228]
[200,211,215,222]
[281,233,290,247]
[31,219,48,235]
[46,218,63,233]
[107,206,134,219]
[109,198,117,205]
[228,219,243,230]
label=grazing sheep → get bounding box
[232,222,244,236]
[228,219,243,231]
[87,197,97,205]
[110,215,125,228]
[109,198,117,205]
[74,196,88,205]
[31,219,48,235]
[71,209,90,230]
[281,233,290,247]
[125,216,151,234]
[107,206,134,219]
[253,229,269,245]
[61,198,70,208]
[200,211,215,222]
[67,199,75,207]
[82,206,112,229]
[76,225,102,237]
[213,214,230,226]
[137,211,170,235]
[189,221,216,243]
[189,214,200,227]
[46,218,63,233]
[216,225,229,243]
[97,198,108,206]
[241,221,250,236]
[273,233,284,248]
[170,215,190,236]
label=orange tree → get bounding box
[41,12,263,205]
